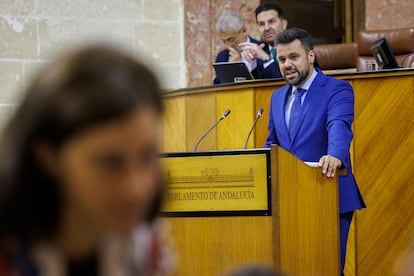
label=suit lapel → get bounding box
[273,85,291,146]
[289,72,326,145]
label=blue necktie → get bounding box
[289,88,306,138]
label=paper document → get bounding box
[304,161,319,167]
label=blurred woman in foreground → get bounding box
[0,44,172,275]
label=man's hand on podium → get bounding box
[318,155,342,178]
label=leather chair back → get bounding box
[314,42,358,71]
[357,28,414,71]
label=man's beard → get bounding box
[283,66,310,86]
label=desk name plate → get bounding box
[160,150,271,216]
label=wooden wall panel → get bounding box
[353,75,414,276]
[166,217,274,276]
[163,97,186,152]
[254,86,282,148]
[216,89,255,150]
[185,93,216,151]
[344,219,357,276]
[345,78,357,276]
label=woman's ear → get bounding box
[33,141,59,178]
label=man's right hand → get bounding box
[228,47,241,62]
[239,42,269,63]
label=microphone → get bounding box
[243,107,264,149]
[192,109,231,152]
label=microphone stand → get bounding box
[193,109,231,152]
[243,108,264,149]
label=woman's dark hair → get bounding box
[0,44,163,247]
[276,28,314,53]
[255,3,286,21]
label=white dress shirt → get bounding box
[285,69,318,127]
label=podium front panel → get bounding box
[160,149,271,216]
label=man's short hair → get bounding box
[216,12,245,33]
[255,3,286,21]
[276,28,314,53]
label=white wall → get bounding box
[0,0,186,129]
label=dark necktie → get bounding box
[270,48,277,63]
[289,88,306,138]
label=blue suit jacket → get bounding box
[213,36,262,84]
[265,69,365,214]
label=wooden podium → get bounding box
[161,145,340,276]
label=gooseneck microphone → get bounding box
[192,109,231,152]
[243,107,264,149]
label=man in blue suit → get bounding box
[264,28,365,275]
[240,3,287,79]
[214,12,262,84]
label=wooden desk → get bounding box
[162,69,414,276]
